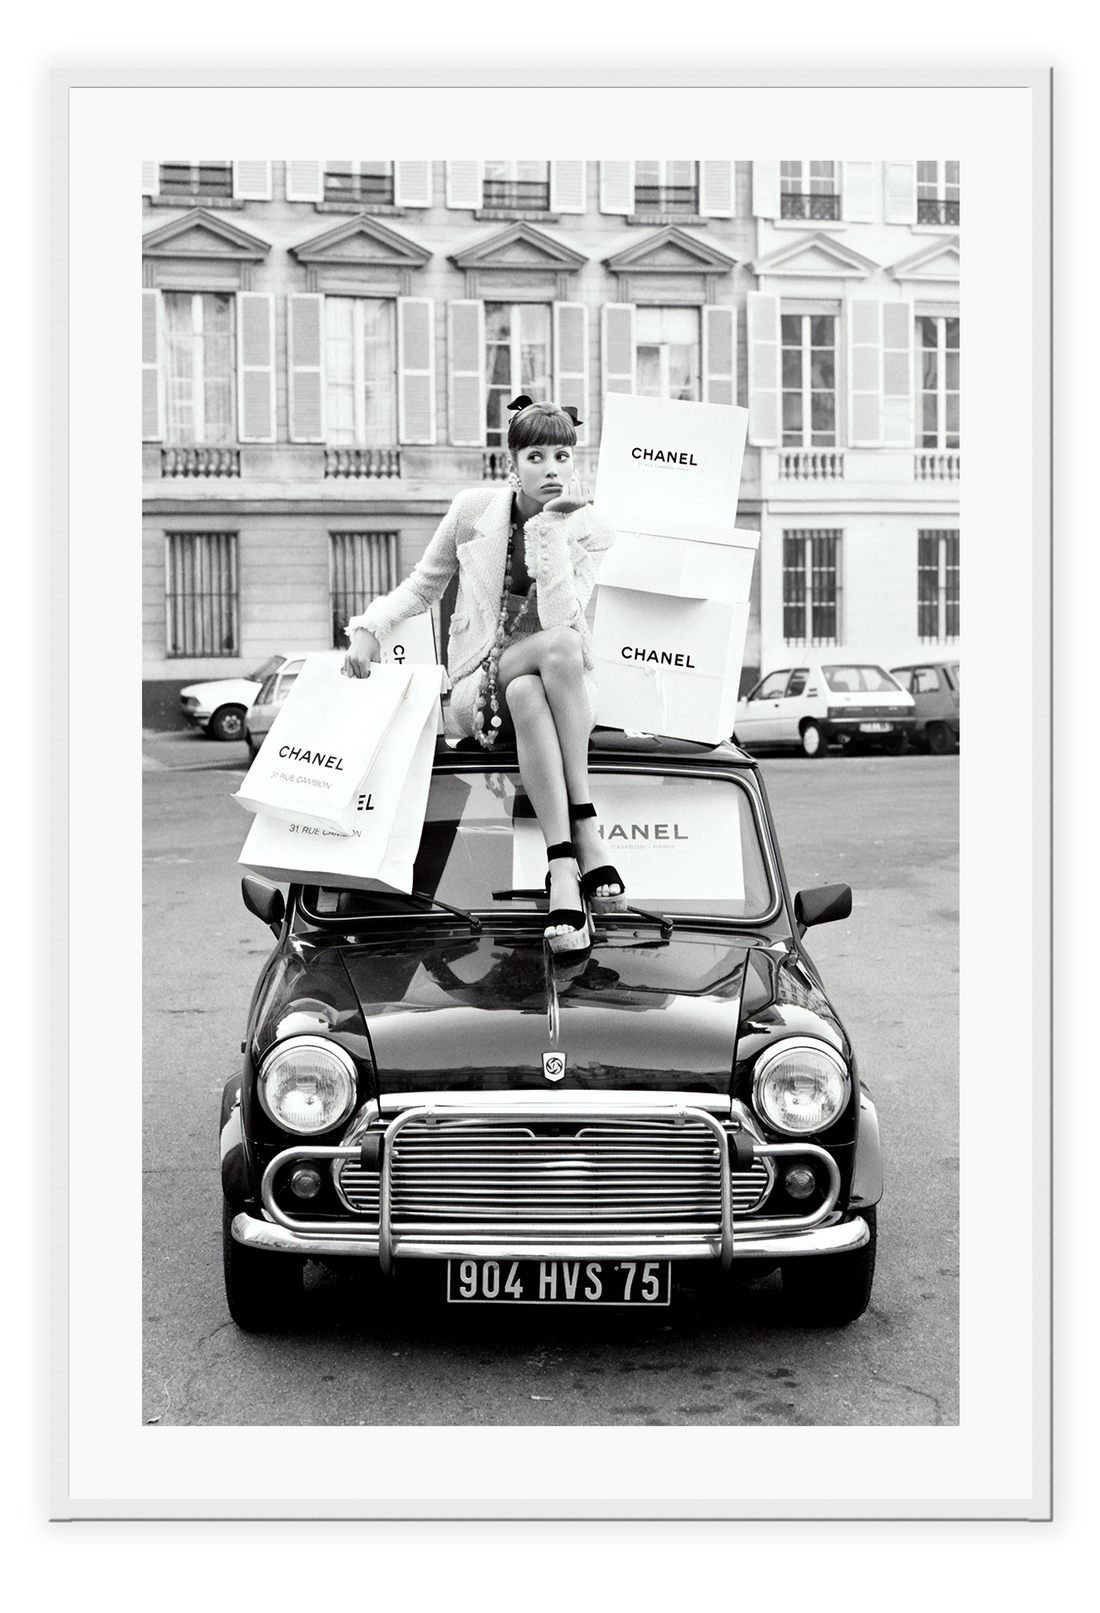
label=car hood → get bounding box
[336,929,755,1099]
[180,677,262,705]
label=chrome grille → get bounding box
[334,1117,771,1224]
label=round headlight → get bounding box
[753,1039,850,1135]
[257,1036,357,1135]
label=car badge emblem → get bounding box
[542,1051,566,1083]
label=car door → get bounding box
[737,670,791,744]
[251,657,306,742]
[770,667,811,744]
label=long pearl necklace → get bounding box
[473,506,534,748]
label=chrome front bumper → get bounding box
[238,1101,857,1270]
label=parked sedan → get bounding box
[889,661,960,754]
[180,655,290,742]
[734,660,916,758]
[223,731,883,1331]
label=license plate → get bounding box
[859,722,891,733]
[446,1258,671,1306]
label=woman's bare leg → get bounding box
[500,671,580,937]
[497,628,622,900]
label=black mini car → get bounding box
[222,732,882,1330]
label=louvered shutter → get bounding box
[599,161,634,216]
[553,302,588,443]
[142,289,163,440]
[397,297,436,444]
[550,161,586,214]
[233,160,272,200]
[285,160,324,202]
[702,305,736,405]
[842,162,874,222]
[752,161,780,220]
[142,161,159,197]
[394,161,432,208]
[237,292,276,442]
[699,161,734,218]
[847,300,884,445]
[884,161,917,224]
[746,293,781,446]
[447,300,485,445]
[446,161,483,210]
[601,303,636,394]
[882,301,913,445]
[288,293,325,442]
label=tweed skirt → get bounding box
[448,603,599,741]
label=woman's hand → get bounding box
[543,476,592,516]
[343,627,381,677]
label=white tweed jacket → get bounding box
[346,485,617,683]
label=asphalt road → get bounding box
[142,727,958,1428]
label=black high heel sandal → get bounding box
[569,803,627,913]
[543,840,593,955]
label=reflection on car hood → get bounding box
[337,930,753,1097]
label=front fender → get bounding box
[220,1075,253,1205]
[849,1087,884,1208]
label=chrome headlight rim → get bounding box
[751,1036,851,1136]
[257,1034,358,1137]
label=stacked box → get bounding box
[591,394,756,744]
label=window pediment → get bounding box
[751,231,878,279]
[889,237,960,284]
[291,214,432,271]
[602,226,737,276]
[141,208,271,262]
[448,221,588,274]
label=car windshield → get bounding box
[305,766,775,922]
[822,664,899,693]
[247,655,286,682]
[949,664,960,686]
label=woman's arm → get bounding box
[345,491,473,642]
[523,503,616,632]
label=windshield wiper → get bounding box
[406,891,482,930]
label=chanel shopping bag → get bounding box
[238,664,446,892]
[233,656,418,832]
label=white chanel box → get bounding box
[591,394,756,741]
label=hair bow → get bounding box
[506,395,534,412]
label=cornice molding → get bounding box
[751,231,879,279]
[141,208,272,261]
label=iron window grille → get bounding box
[916,160,960,225]
[323,162,395,205]
[917,530,960,642]
[165,532,239,657]
[158,162,233,199]
[783,530,841,646]
[330,531,399,647]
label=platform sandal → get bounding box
[543,840,593,955]
[569,803,628,913]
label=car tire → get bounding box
[209,705,247,743]
[779,1207,877,1326]
[927,722,957,756]
[883,731,909,756]
[222,1200,305,1331]
[800,721,827,759]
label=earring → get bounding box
[507,469,522,492]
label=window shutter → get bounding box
[446,161,483,211]
[285,160,324,203]
[142,161,159,197]
[397,297,436,444]
[746,293,781,446]
[599,161,635,216]
[702,305,736,406]
[233,160,272,200]
[447,299,485,446]
[882,300,913,445]
[752,161,780,220]
[394,161,432,208]
[550,160,587,215]
[142,289,163,441]
[288,293,325,442]
[237,292,276,443]
[699,161,733,218]
[553,302,589,443]
[847,299,884,445]
[884,161,917,224]
[601,303,636,394]
[842,161,874,223]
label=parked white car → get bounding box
[734,660,916,758]
[180,655,291,743]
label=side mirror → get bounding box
[242,874,285,935]
[793,882,852,933]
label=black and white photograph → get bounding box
[50,66,1054,1531]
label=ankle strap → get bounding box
[546,841,576,862]
[569,802,597,821]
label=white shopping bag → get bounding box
[238,670,442,893]
[233,658,425,831]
